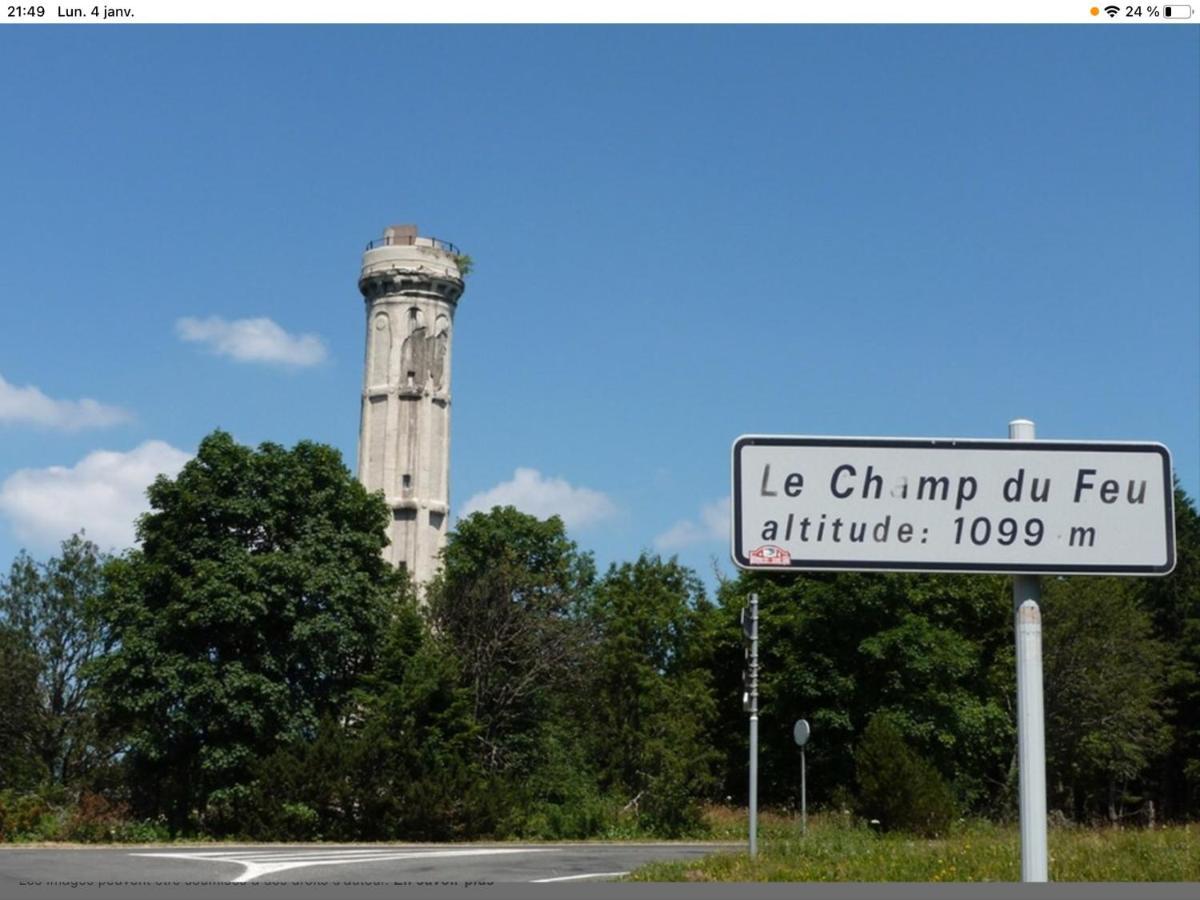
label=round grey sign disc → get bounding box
[793,718,810,746]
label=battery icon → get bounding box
[1164,5,1193,16]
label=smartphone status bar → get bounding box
[3,2,1200,25]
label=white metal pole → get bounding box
[1009,418,1049,882]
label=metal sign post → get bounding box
[1010,419,1048,882]
[742,595,759,859]
[793,718,810,835]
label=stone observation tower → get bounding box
[356,225,466,584]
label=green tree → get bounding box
[0,625,46,790]
[584,554,718,833]
[428,506,594,776]
[425,506,613,837]
[855,712,957,836]
[0,533,111,786]
[1042,576,1171,822]
[90,430,398,831]
[1137,484,1200,820]
[239,595,483,842]
[351,619,484,839]
[706,571,1013,812]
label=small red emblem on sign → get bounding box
[749,545,791,566]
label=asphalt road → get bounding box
[0,841,728,885]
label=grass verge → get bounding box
[625,812,1199,882]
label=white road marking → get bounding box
[131,846,557,883]
[531,871,629,883]
[138,848,425,861]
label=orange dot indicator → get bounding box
[1090,5,1100,13]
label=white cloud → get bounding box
[654,496,730,551]
[0,373,132,431]
[0,441,191,552]
[460,467,617,529]
[176,316,327,367]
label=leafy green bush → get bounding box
[855,714,958,837]
[277,803,320,841]
[113,817,172,843]
[0,791,41,840]
[452,253,474,276]
[0,788,67,841]
[237,741,335,841]
[0,788,178,844]
[61,792,129,842]
[494,732,617,840]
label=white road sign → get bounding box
[732,436,1175,575]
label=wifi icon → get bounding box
[1104,4,1121,15]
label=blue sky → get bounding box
[0,25,1196,587]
